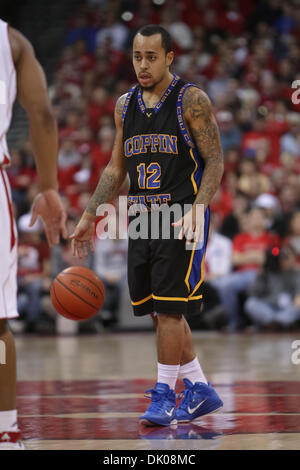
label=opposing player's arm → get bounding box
[9,27,58,191]
[183,87,224,209]
[84,94,128,219]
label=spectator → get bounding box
[88,86,110,134]
[6,150,36,212]
[284,210,300,266]
[272,185,299,237]
[223,147,240,174]
[189,213,231,330]
[237,157,270,199]
[280,113,300,157]
[242,114,280,165]
[90,125,115,189]
[17,215,51,333]
[96,11,128,51]
[65,14,97,53]
[59,110,82,141]
[274,4,296,35]
[211,207,276,330]
[245,245,300,329]
[93,212,127,327]
[175,40,211,76]
[210,185,233,224]
[161,6,193,51]
[220,190,249,240]
[219,0,245,36]
[207,62,231,102]
[205,213,233,280]
[216,111,241,154]
[253,192,280,231]
[58,137,81,169]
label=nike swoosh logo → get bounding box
[188,399,206,414]
[165,408,175,417]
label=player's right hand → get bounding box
[69,212,95,258]
[29,189,67,247]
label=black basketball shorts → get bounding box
[127,202,210,316]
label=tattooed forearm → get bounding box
[183,87,224,208]
[193,156,224,209]
[85,163,120,216]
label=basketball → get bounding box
[50,266,105,321]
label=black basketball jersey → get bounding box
[122,74,205,210]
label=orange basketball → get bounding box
[50,266,105,321]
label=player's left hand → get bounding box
[29,189,68,247]
[172,203,205,245]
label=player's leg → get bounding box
[173,317,223,422]
[180,316,208,379]
[0,319,16,409]
[151,313,207,384]
[144,311,222,426]
[0,173,23,449]
[173,207,222,422]
[0,320,23,449]
[140,313,183,426]
[156,313,185,364]
[180,316,198,365]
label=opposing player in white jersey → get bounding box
[0,19,67,449]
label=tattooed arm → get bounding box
[183,86,224,209]
[69,93,128,258]
[85,93,128,216]
[172,87,224,243]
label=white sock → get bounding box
[180,357,208,385]
[157,362,180,390]
[0,409,18,433]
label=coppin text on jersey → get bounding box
[124,134,178,157]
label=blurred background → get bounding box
[1,0,300,335]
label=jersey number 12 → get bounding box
[137,162,161,189]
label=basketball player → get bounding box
[0,19,67,448]
[71,25,224,426]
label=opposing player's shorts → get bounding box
[0,168,18,319]
[127,201,210,316]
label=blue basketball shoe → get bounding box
[175,379,223,422]
[139,382,177,426]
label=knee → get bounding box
[244,297,259,313]
[211,277,230,292]
[0,319,8,335]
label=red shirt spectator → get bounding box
[18,234,50,278]
[232,207,278,272]
[242,118,280,164]
[210,187,233,223]
[233,231,276,271]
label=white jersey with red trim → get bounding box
[0,18,18,319]
[0,18,17,166]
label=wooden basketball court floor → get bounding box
[15,331,300,450]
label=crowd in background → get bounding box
[7,0,300,333]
